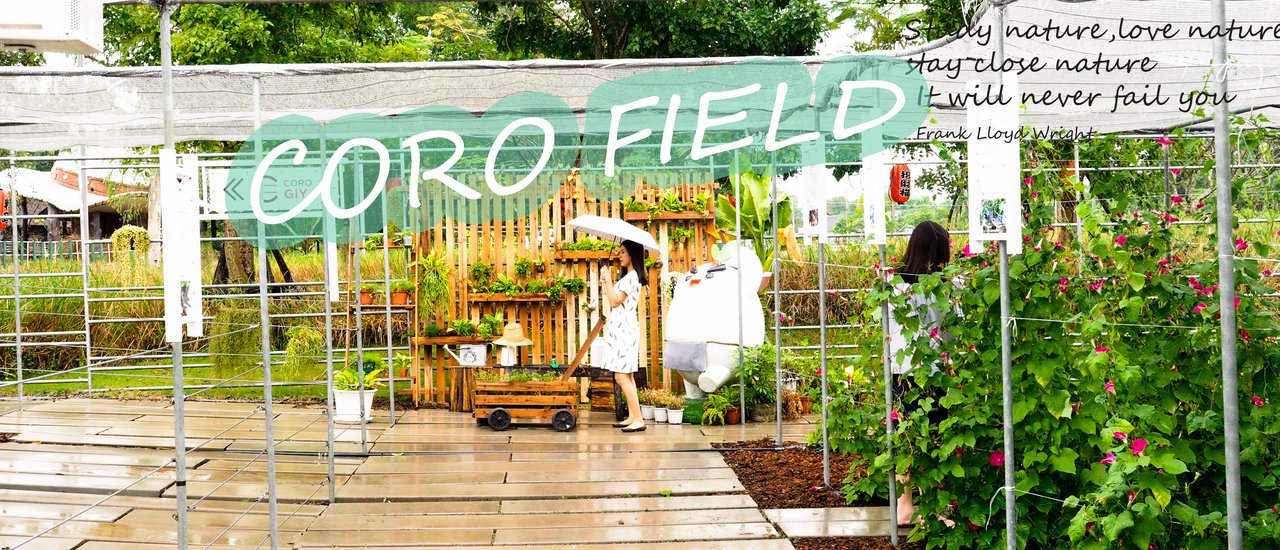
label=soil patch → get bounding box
[0,433,14,443]
[714,438,885,508]
[791,537,922,550]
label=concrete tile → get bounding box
[493,521,779,544]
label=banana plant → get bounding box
[714,165,795,271]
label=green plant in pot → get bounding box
[514,257,533,278]
[450,319,477,337]
[389,280,415,305]
[385,352,412,378]
[737,344,778,422]
[701,393,741,425]
[417,249,452,316]
[358,283,382,305]
[332,362,385,423]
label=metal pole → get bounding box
[1072,142,1083,270]
[994,5,1017,549]
[7,157,23,410]
[252,74,280,550]
[771,159,783,445]
[818,241,829,487]
[1210,0,1242,546]
[881,244,897,547]
[382,204,395,427]
[160,5,189,547]
[354,162,368,452]
[734,157,746,421]
[323,225,337,505]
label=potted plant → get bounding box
[450,319,477,337]
[532,258,547,274]
[781,389,804,420]
[638,389,655,420]
[332,363,385,423]
[514,258,533,278]
[389,281,414,305]
[386,352,412,378]
[417,249,452,316]
[701,393,730,426]
[667,395,685,425]
[721,386,743,425]
[358,283,382,305]
[653,392,670,423]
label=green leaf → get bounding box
[1102,510,1134,540]
[1151,486,1172,509]
[1068,507,1091,542]
[984,285,1000,305]
[1050,448,1079,474]
[1151,455,1188,475]
[1127,272,1146,291]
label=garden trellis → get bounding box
[0,0,1276,549]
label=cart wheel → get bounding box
[488,408,512,431]
[552,409,577,432]
[614,385,628,421]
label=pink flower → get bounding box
[1030,191,1039,199]
[1104,380,1115,394]
[962,244,974,257]
[811,485,823,492]
[1131,439,1148,455]
[890,409,900,422]
[1115,235,1128,246]
[1150,545,1160,550]
[1193,303,1207,314]
[929,327,940,339]
[1171,195,1184,204]
[1252,395,1265,407]
[1096,346,1111,353]
[1235,238,1248,252]
[1195,201,1205,209]
[1156,137,1173,146]
[989,451,1005,467]
[1059,277,1069,285]
[1100,452,1116,465]
[1264,269,1273,277]
[1023,177,1033,185]
[1128,491,1137,505]
[1170,168,1182,176]
[1235,296,1241,310]
[1113,431,1128,443]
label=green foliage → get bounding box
[424,324,444,338]
[110,225,151,257]
[560,238,619,252]
[701,393,735,425]
[333,365,385,391]
[830,149,1280,548]
[208,306,260,380]
[514,257,533,278]
[671,226,695,245]
[505,370,560,383]
[469,263,495,288]
[417,249,452,315]
[449,319,476,337]
[480,312,505,338]
[832,0,970,52]
[475,0,828,60]
[281,327,323,380]
[736,343,781,406]
[389,280,415,293]
[359,283,383,295]
[717,166,793,270]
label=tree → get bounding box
[475,0,830,60]
[100,2,479,286]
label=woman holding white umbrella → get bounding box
[598,239,648,432]
[568,215,659,433]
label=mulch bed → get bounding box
[791,537,922,550]
[0,433,14,443]
[715,439,924,550]
[714,438,884,508]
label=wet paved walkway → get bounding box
[0,398,893,548]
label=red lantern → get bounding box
[889,164,911,204]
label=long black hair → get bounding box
[899,221,951,284]
[620,239,648,286]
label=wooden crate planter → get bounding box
[554,250,616,261]
[469,292,557,302]
[473,380,579,431]
[410,336,489,346]
[623,210,714,222]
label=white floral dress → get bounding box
[600,271,641,374]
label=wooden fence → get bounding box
[411,175,721,404]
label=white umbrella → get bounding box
[567,214,660,253]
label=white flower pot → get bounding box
[333,389,375,423]
[641,405,655,420]
[667,408,684,425]
[653,407,669,423]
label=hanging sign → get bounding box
[161,149,204,342]
[966,73,1023,255]
[889,164,911,204]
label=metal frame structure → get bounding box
[0,1,1261,549]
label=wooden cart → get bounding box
[473,316,606,431]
